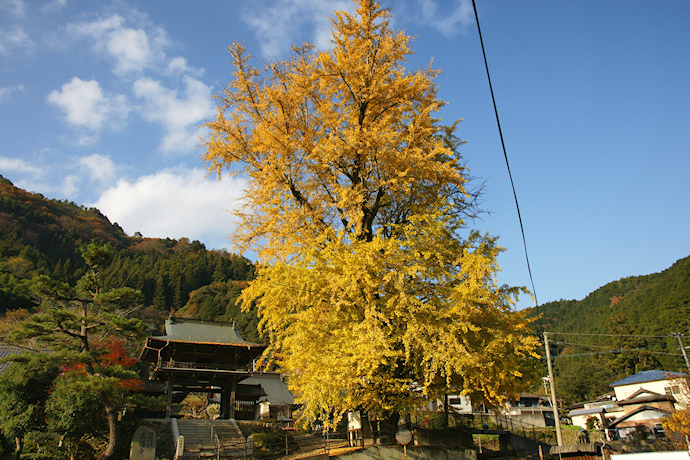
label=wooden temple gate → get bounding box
[139,317,266,419]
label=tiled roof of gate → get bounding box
[150,317,264,347]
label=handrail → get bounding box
[207,418,222,460]
[156,357,251,373]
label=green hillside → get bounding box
[0,175,260,340]
[2,173,689,380]
[529,255,690,405]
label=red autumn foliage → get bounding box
[55,338,143,391]
[95,338,138,368]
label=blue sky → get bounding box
[1,0,688,309]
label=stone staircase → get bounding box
[175,419,247,458]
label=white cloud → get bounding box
[2,151,119,201]
[66,12,173,75]
[42,0,67,13]
[133,76,215,154]
[243,0,352,57]
[58,153,118,197]
[78,153,117,184]
[0,0,25,17]
[105,27,155,74]
[0,84,24,103]
[92,168,247,251]
[416,0,473,37]
[0,156,42,175]
[0,26,34,56]
[166,56,203,77]
[46,77,130,144]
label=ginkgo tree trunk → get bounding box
[204,0,539,430]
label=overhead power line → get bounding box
[546,331,678,339]
[471,0,537,306]
[552,349,683,359]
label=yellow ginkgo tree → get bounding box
[204,0,539,429]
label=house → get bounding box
[239,373,296,422]
[565,370,687,441]
[605,387,676,440]
[423,393,473,414]
[601,369,687,441]
[503,393,556,427]
[610,369,687,409]
[617,388,676,414]
[605,405,670,440]
[447,394,473,414]
[568,394,622,429]
[569,405,615,430]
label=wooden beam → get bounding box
[166,375,173,419]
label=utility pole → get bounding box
[544,332,563,446]
[673,333,690,373]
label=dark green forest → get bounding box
[0,175,261,341]
[529,255,690,405]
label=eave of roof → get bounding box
[146,336,266,348]
[617,388,674,405]
[569,407,606,417]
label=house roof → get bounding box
[240,374,295,406]
[568,393,616,411]
[149,317,264,347]
[516,392,550,400]
[610,370,685,387]
[606,405,671,429]
[617,388,674,405]
[569,406,607,417]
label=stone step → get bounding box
[176,419,246,455]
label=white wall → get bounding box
[611,452,690,459]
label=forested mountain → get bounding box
[2,173,689,381]
[0,175,260,340]
[528,255,690,405]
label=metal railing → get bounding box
[157,358,251,373]
[411,411,558,446]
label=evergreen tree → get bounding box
[8,243,146,459]
[0,353,61,457]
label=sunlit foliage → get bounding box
[204,0,539,427]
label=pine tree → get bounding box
[9,243,146,459]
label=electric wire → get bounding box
[544,332,687,360]
[552,349,682,359]
[546,331,677,339]
[471,0,538,306]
